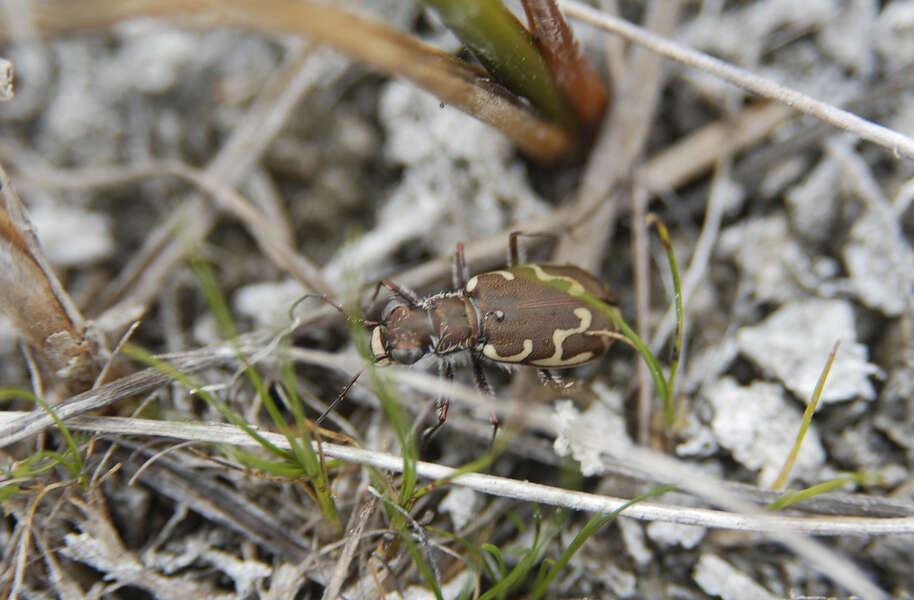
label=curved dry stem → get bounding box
[0,0,572,163]
[4,411,911,539]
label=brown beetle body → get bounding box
[319,234,621,437]
[315,235,620,436]
[370,263,618,370]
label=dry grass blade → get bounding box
[772,341,840,491]
[91,42,336,317]
[636,101,795,193]
[1,0,572,163]
[3,1,912,596]
[0,339,259,448]
[14,160,333,319]
[0,162,102,389]
[113,444,312,561]
[321,495,376,600]
[226,0,573,162]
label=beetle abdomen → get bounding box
[466,264,618,368]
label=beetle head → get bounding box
[370,302,431,365]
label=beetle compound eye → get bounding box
[390,345,424,365]
[382,301,410,321]
[380,302,396,321]
[370,327,390,363]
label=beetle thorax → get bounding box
[423,293,480,356]
[370,292,481,365]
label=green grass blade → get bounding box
[772,341,840,490]
[191,256,284,432]
[373,490,444,600]
[420,0,576,131]
[579,295,670,405]
[0,485,20,501]
[405,534,445,600]
[343,304,420,506]
[123,344,291,460]
[225,447,306,478]
[506,509,526,534]
[768,472,877,511]
[481,508,563,600]
[191,256,343,530]
[410,436,506,502]
[648,216,684,430]
[277,363,342,530]
[429,526,499,580]
[530,484,674,598]
[569,216,685,433]
[15,450,80,477]
[0,387,84,480]
[279,351,308,427]
[482,543,507,579]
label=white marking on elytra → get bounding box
[484,338,533,362]
[468,271,513,293]
[526,264,587,296]
[530,307,594,367]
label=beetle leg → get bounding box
[538,368,572,390]
[508,231,521,267]
[470,354,500,443]
[471,353,494,396]
[373,279,420,307]
[453,242,468,289]
[508,230,558,267]
[316,368,364,424]
[422,361,454,444]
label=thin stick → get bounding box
[559,0,914,160]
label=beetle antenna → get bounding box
[290,293,378,327]
[316,367,364,424]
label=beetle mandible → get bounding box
[365,231,620,436]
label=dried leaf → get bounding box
[521,0,608,126]
[0,163,101,388]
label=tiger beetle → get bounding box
[319,231,620,440]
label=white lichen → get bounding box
[704,377,825,486]
[736,298,881,403]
